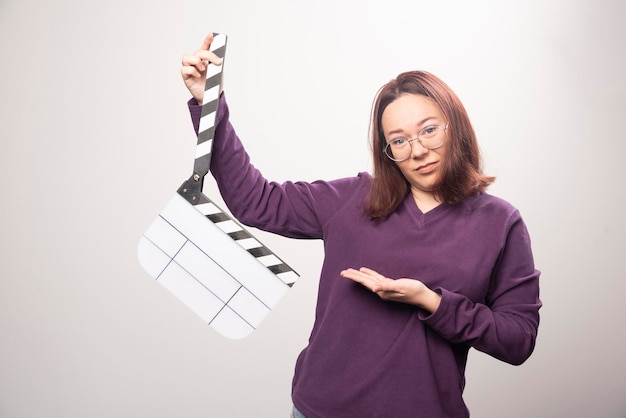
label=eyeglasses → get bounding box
[383,123,448,162]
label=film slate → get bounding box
[138,33,299,339]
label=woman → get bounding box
[181,33,541,418]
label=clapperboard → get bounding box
[138,33,299,339]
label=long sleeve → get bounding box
[421,209,541,365]
[188,94,362,240]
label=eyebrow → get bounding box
[385,117,440,137]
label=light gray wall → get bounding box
[1,1,624,417]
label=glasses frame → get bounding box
[383,123,449,162]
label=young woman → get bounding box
[181,33,541,418]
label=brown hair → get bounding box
[366,71,495,218]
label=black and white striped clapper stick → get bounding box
[138,33,299,339]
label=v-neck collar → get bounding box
[402,193,452,228]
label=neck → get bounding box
[411,189,441,213]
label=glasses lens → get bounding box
[384,142,410,161]
[419,125,445,149]
[383,125,446,161]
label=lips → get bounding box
[415,161,438,174]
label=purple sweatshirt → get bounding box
[190,95,541,418]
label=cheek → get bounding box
[437,142,449,157]
[433,146,449,167]
[395,162,412,178]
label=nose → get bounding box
[408,138,428,158]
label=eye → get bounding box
[420,126,438,137]
[390,137,408,147]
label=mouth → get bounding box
[415,161,438,173]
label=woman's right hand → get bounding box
[181,32,223,104]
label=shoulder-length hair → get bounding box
[366,71,495,218]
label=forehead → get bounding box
[381,94,443,133]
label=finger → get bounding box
[181,65,202,80]
[195,32,222,65]
[182,52,221,70]
[199,32,214,51]
[371,284,385,293]
[340,269,372,285]
[193,49,222,65]
[358,267,378,277]
[358,267,386,280]
[181,54,204,73]
[340,268,363,281]
[375,281,398,293]
[369,281,396,295]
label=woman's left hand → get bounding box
[340,267,441,313]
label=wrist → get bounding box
[418,288,441,313]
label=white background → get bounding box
[1,0,625,417]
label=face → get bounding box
[381,93,448,202]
